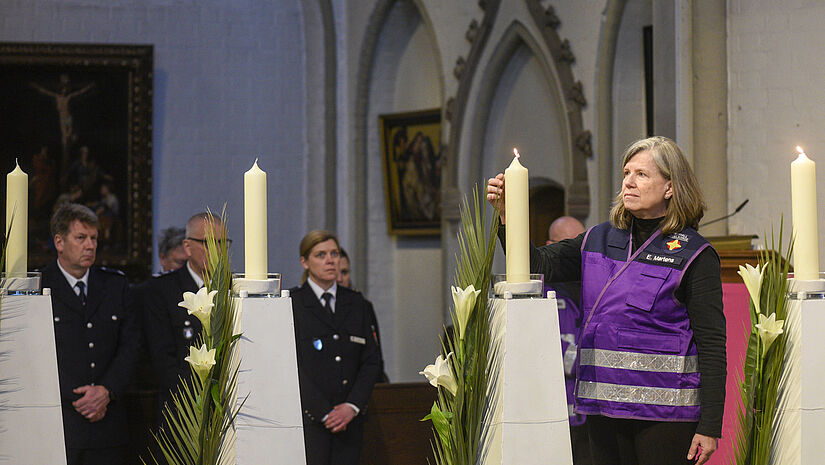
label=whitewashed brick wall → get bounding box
[728,0,825,265]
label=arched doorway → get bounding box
[529,182,565,245]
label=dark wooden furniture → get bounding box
[359,382,437,465]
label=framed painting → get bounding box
[0,43,153,279]
[379,109,443,235]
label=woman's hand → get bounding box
[486,173,506,224]
[687,433,717,464]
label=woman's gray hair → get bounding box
[609,136,706,234]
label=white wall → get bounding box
[727,0,825,265]
[365,0,444,382]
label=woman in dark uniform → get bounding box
[290,230,380,465]
[487,136,725,465]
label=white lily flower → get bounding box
[451,284,481,340]
[737,263,764,314]
[185,344,217,381]
[178,287,218,335]
[419,353,458,396]
[755,313,784,355]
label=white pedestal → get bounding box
[799,293,825,465]
[487,297,573,465]
[235,296,306,465]
[0,295,67,465]
[772,279,825,465]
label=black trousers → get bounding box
[572,422,593,465]
[303,418,364,465]
[587,415,697,465]
[66,446,126,465]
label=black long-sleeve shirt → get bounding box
[499,217,726,437]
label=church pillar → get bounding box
[692,0,728,235]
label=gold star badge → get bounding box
[666,239,682,251]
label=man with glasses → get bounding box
[138,212,227,421]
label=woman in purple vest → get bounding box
[487,136,725,465]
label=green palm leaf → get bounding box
[729,218,794,465]
[146,206,243,465]
[424,186,501,465]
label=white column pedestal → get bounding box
[488,297,573,465]
[774,279,825,465]
[798,290,825,465]
[0,294,66,465]
[235,296,306,465]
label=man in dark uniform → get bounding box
[139,213,223,413]
[291,230,381,465]
[42,203,139,465]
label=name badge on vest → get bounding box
[640,252,684,266]
[350,335,366,345]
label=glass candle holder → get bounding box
[1,271,42,295]
[491,273,544,299]
[232,272,282,297]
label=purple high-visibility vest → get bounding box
[574,221,712,422]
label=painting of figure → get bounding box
[380,109,443,235]
[0,43,153,278]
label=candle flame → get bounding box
[513,148,520,159]
[796,146,805,155]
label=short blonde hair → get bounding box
[609,136,705,234]
[299,230,340,283]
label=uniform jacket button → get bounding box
[88,342,94,349]
[332,334,340,340]
[90,362,96,368]
[86,322,93,329]
[334,356,342,362]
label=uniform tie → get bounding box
[322,292,334,316]
[75,281,87,307]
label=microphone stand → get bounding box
[700,199,749,228]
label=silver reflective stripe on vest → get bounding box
[577,381,699,406]
[579,348,699,373]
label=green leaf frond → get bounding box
[729,217,794,465]
[0,210,15,327]
[425,185,501,465]
[147,204,243,465]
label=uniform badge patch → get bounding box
[313,339,323,351]
[666,239,682,251]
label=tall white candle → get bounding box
[244,159,268,280]
[791,146,819,280]
[505,149,529,283]
[5,160,28,277]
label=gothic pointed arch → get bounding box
[351,0,446,289]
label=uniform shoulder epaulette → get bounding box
[153,269,176,279]
[98,266,126,276]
